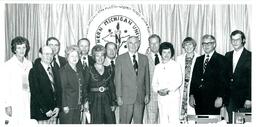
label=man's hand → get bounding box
[144,95,150,104]
[244,100,251,109]
[51,108,60,117]
[45,110,53,117]
[214,97,223,108]
[189,95,196,108]
[5,106,12,117]
[157,88,169,96]
[117,97,123,106]
[63,107,69,114]
[111,106,116,112]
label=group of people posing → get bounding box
[1,30,251,124]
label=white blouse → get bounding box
[152,59,183,95]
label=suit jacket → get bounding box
[76,55,95,90]
[115,52,150,104]
[225,48,251,107]
[59,63,87,108]
[28,61,62,120]
[57,55,67,68]
[190,51,229,106]
[33,55,67,70]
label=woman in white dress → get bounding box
[152,42,183,124]
[176,37,198,122]
[2,36,33,124]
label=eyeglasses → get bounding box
[202,42,215,46]
[231,38,242,43]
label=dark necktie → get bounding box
[155,54,160,65]
[203,55,209,73]
[111,60,115,68]
[133,55,138,75]
[53,57,60,69]
[47,66,55,92]
[82,57,87,69]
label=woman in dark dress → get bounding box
[59,45,88,124]
[88,44,116,124]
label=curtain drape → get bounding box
[5,4,250,62]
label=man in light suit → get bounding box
[225,30,251,123]
[115,36,150,124]
[29,46,62,124]
[189,34,229,115]
[143,34,161,124]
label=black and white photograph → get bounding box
[0,0,254,125]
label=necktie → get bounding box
[82,57,87,69]
[47,66,55,92]
[155,54,160,65]
[133,55,138,75]
[111,60,115,68]
[203,55,209,73]
[53,57,60,69]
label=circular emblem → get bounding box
[86,6,150,55]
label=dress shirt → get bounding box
[150,52,161,65]
[204,51,214,63]
[232,47,244,72]
[103,57,116,66]
[128,52,139,64]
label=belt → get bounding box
[90,86,109,92]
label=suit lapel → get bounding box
[138,53,143,76]
[234,48,247,74]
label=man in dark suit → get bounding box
[76,38,95,70]
[29,46,62,124]
[225,30,251,123]
[34,37,67,70]
[189,34,229,115]
[115,36,150,124]
[46,37,67,70]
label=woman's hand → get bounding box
[63,106,69,114]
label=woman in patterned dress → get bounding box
[88,45,116,124]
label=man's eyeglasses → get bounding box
[202,42,215,46]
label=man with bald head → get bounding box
[29,46,62,124]
[115,36,150,124]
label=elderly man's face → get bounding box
[106,43,117,59]
[127,37,140,54]
[41,46,54,65]
[149,37,160,54]
[202,38,216,54]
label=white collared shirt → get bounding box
[150,52,161,64]
[233,47,244,72]
[128,52,139,64]
[204,51,214,63]
[103,57,116,66]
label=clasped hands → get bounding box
[157,88,170,96]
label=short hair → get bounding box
[182,37,197,49]
[46,37,60,46]
[91,44,106,61]
[201,34,216,44]
[159,42,175,58]
[105,42,117,49]
[230,30,246,45]
[65,45,80,59]
[148,34,161,43]
[11,36,30,57]
[126,36,140,43]
[77,38,90,46]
